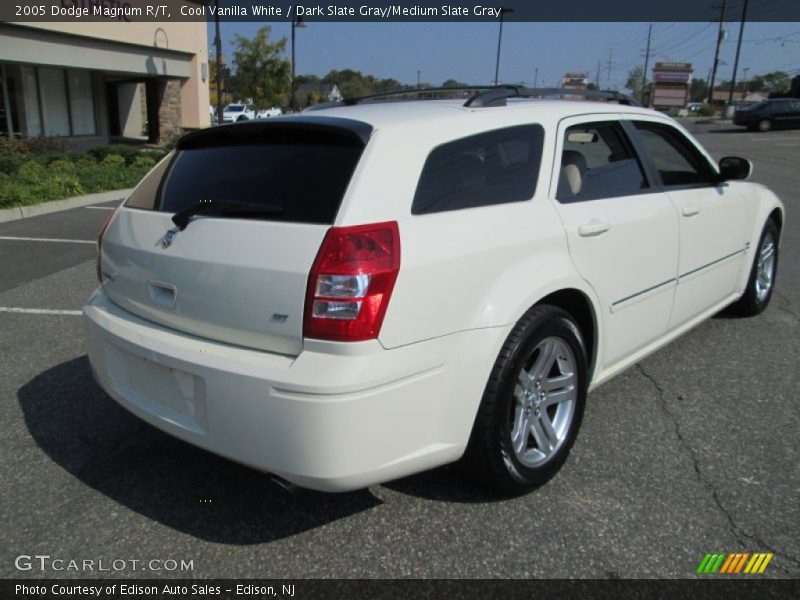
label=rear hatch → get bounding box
[99,118,372,356]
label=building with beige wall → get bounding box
[0,1,210,148]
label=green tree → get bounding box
[231,26,290,108]
[442,79,469,88]
[749,71,791,95]
[625,66,648,101]
[690,78,708,102]
[208,55,232,106]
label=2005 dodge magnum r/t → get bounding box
[85,87,783,494]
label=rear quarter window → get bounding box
[412,124,545,215]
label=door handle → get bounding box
[578,220,611,237]
[681,206,701,217]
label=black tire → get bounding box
[464,305,588,495]
[758,119,772,132]
[729,220,779,316]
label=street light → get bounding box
[743,67,749,94]
[493,8,514,86]
[290,16,306,111]
[533,67,538,88]
[417,70,421,87]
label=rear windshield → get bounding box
[149,128,364,224]
[225,105,243,111]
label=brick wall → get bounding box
[157,79,182,145]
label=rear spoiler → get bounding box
[177,116,374,149]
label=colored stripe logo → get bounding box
[696,552,773,574]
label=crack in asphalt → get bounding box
[635,363,800,575]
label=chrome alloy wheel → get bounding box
[510,337,577,468]
[755,232,776,303]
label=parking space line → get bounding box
[85,206,115,210]
[752,137,800,141]
[0,307,82,315]
[0,236,95,244]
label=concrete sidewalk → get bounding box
[0,188,133,224]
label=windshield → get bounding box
[224,105,244,112]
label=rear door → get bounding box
[551,116,680,368]
[628,119,747,328]
[99,119,370,355]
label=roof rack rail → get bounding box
[302,85,641,112]
[463,86,642,107]
[302,86,499,112]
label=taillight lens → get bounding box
[96,207,118,282]
[304,221,400,341]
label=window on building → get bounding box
[67,70,96,136]
[38,68,71,137]
[0,64,96,138]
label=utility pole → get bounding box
[417,70,421,87]
[641,24,652,102]
[728,0,749,105]
[214,0,223,123]
[533,67,538,88]
[743,66,749,93]
[708,0,727,104]
[595,61,601,88]
[494,8,513,85]
[606,48,614,87]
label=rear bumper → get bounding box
[84,288,505,491]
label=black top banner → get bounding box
[3,0,800,23]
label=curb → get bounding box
[0,188,134,224]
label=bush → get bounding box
[697,104,717,117]
[87,144,142,165]
[0,136,30,157]
[133,155,156,169]
[49,160,78,176]
[24,136,69,155]
[18,160,47,183]
[0,155,29,175]
[101,153,126,168]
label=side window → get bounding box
[556,121,648,203]
[412,124,544,215]
[633,121,716,187]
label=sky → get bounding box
[208,21,800,92]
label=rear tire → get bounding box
[758,119,772,132]
[464,305,588,495]
[729,220,779,316]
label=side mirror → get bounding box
[718,156,752,181]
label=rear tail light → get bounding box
[304,221,400,341]
[96,207,119,282]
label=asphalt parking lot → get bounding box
[1,121,798,580]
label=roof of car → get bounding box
[297,98,658,130]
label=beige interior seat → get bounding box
[561,150,588,195]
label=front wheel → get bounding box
[729,220,779,316]
[464,305,588,495]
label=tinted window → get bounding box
[556,121,647,202]
[412,125,544,215]
[633,122,715,187]
[156,128,364,224]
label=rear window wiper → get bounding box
[171,199,284,230]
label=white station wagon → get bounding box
[85,87,784,494]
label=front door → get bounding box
[551,116,680,369]
[629,119,748,328]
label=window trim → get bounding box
[552,116,658,204]
[626,119,720,191]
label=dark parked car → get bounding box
[733,98,800,132]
